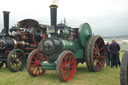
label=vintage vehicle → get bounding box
[27,4,106,82]
[120,51,128,85]
[0,11,47,72]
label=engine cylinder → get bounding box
[0,39,27,50]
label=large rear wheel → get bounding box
[56,51,77,82]
[27,49,46,77]
[120,51,128,85]
[85,36,106,72]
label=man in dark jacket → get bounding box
[106,42,111,66]
[110,40,120,68]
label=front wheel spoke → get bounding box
[67,70,71,76]
[32,64,36,72]
[62,70,66,79]
[60,64,65,68]
[38,68,41,74]
[31,64,36,68]
[70,65,75,69]
[35,67,39,75]
[68,56,72,63]
[70,60,75,64]
[39,55,43,61]
[33,56,38,60]
[60,68,63,73]
[64,57,68,63]
[30,60,35,64]
[36,53,39,60]
[67,68,72,74]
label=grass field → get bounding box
[0,52,125,85]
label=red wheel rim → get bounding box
[93,38,106,71]
[29,50,46,76]
[59,52,76,81]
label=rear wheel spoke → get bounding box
[99,47,105,51]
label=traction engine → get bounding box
[27,4,106,82]
[0,11,47,72]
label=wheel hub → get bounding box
[15,59,20,64]
[64,64,70,69]
[35,60,40,66]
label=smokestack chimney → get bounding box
[49,5,58,33]
[3,11,10,36]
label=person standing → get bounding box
[106,42,111,66]
[110,40,120,68]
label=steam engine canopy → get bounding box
[43,38,62,55]
[17,19,39,29]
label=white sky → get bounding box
[0,0,128,36]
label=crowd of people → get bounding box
[105,40,121,68]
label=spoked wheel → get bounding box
[56,51,77,82]
[120,51,128,85]
[85,36,106,72]
[7,49,26,72]
[27,49,46,77]
[0,61,4,69]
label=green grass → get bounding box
[0,51,125,85]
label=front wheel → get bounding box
[56,51,77,82]
[27,49,46,77]
[7,49,26,72]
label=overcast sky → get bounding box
[0,0,127,36]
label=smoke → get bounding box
[53,0,59,5]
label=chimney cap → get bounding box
[3,11,10,14]
[50,4,58,8]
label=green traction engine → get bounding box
[27,4,106,82]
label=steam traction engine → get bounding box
[0,11,47,72]
[120,51,128,85]
[27,4,106,82]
